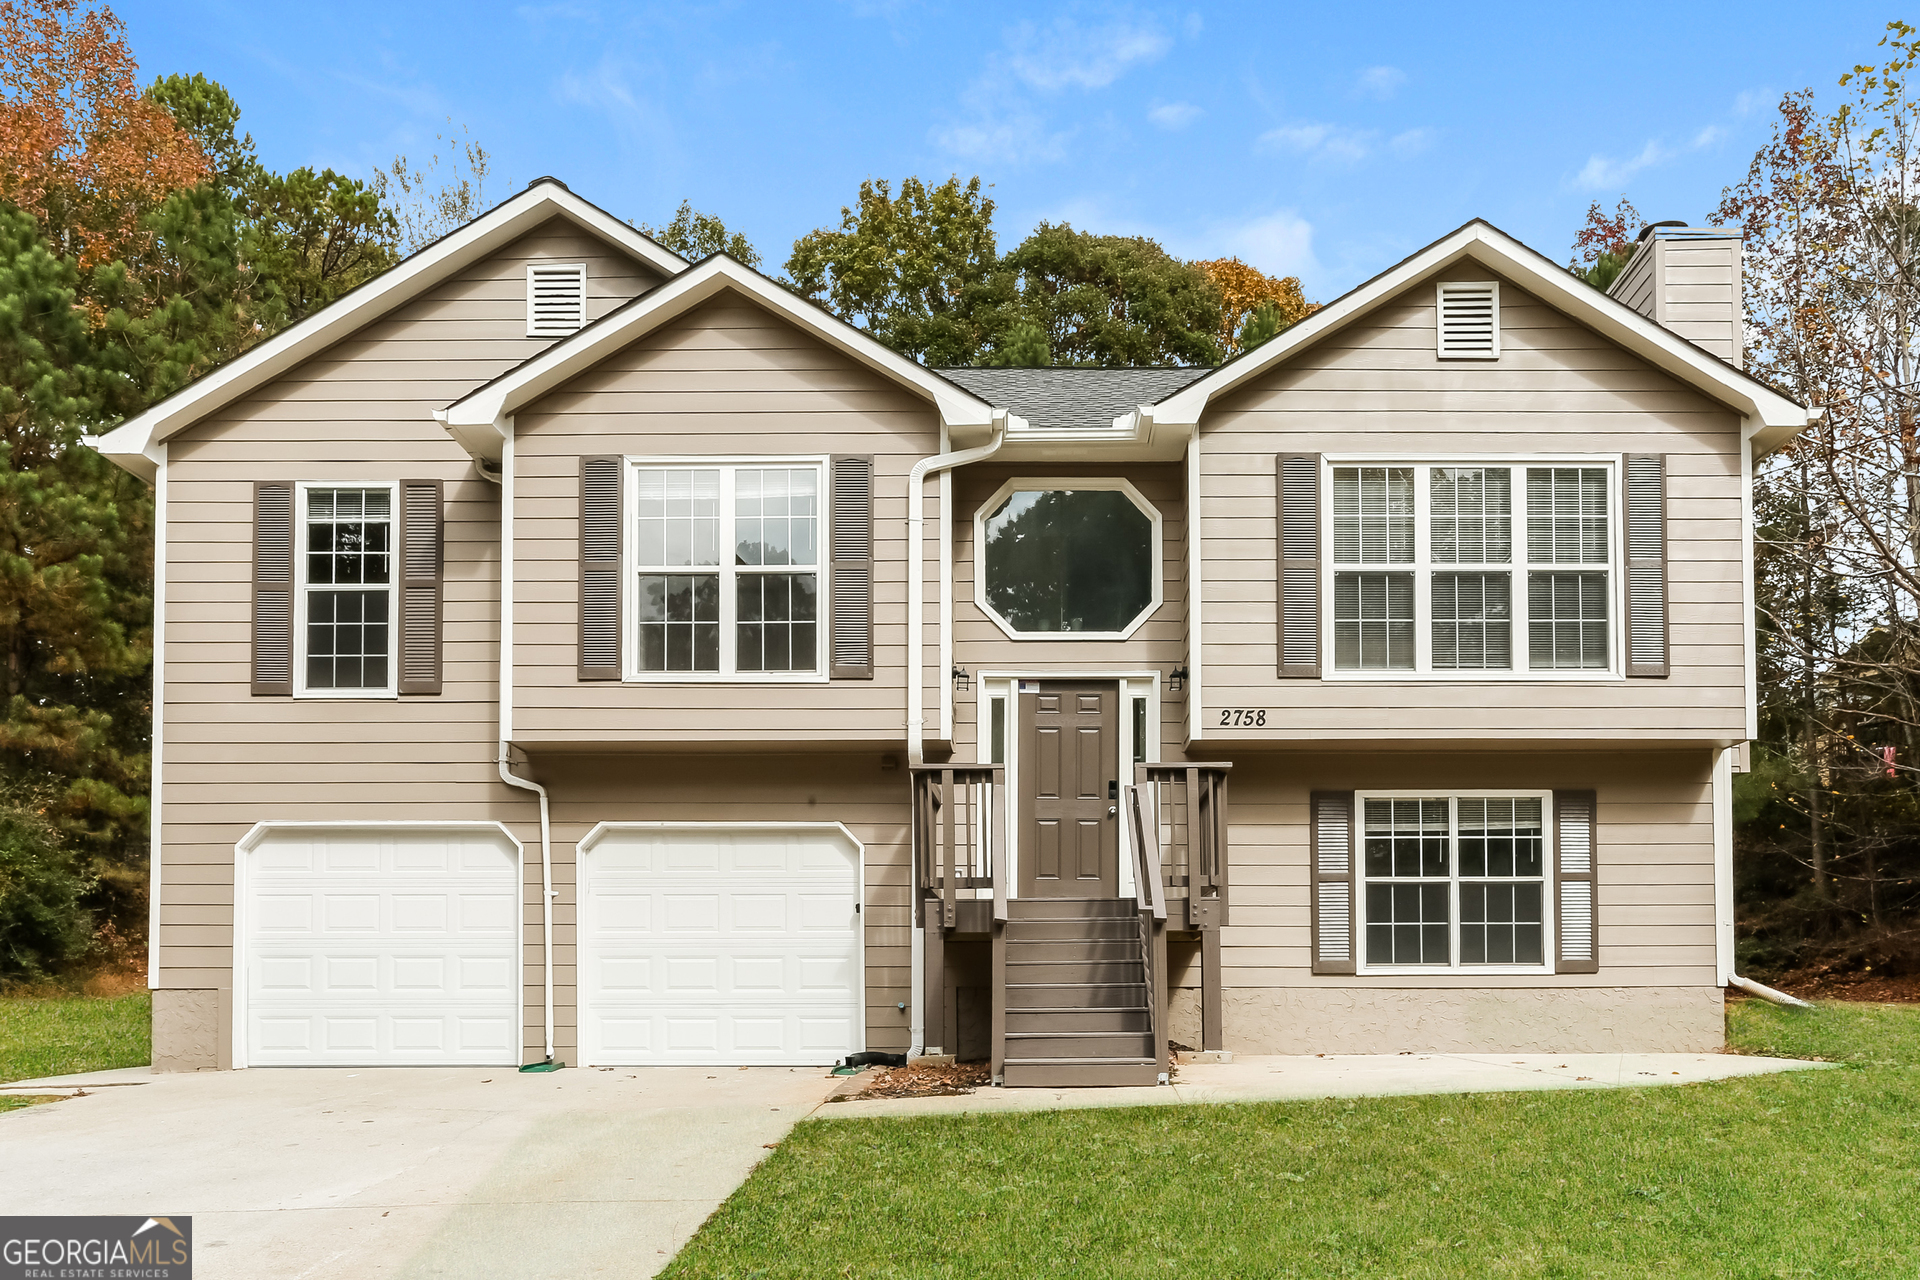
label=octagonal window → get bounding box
[981,484,1157,636]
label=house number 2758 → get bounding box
[1219,709,1268,727]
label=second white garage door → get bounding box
[579,825,862,1066]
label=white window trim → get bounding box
[527,262,588,337]
[1436,280,1500,360]
[293,480,398,700]
[1354,789,1556,977]
[622,455,831,684]
[1320,454,1625,681]
[972,476,1164,642]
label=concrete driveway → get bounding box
[0,1064,840,1280]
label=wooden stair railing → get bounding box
[1125,781,1170,1084]
[909,765,1003,928]
[1134,763,1232,1054]
[909,765,1004,1068]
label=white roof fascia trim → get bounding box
[1154,222,1811,435]
[441,258,995,458]
[88,419,160,484]
[107,182,686,452]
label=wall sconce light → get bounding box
[951,666,972,693]
[1168,665,1189,693]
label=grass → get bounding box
[664,1003,1920,1279]
[0,990,150,1097]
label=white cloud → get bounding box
[1210,210,1321,281]
[935,108,1073,164]
[1733,88,1772,117]
[1390,127,1434,156]
[1149,101,1203,130]
[934,14,1170,165]
[1692,124,1725,148]
[1355,65,1406,100]
[1575,139,1674,189]
[1006,15,1172,92]
[1258,122,1377,162]
[1183,12,1204,39]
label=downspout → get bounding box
[904,411,1005,1058]
[472,427,558,1068]
[906,411,1006,766]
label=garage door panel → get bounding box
[244,828,520,1067]
[583,829,861,1066]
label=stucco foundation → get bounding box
[151,988,225,1072]
[1221,985,1725,1055]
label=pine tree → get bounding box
[0,203,151,937]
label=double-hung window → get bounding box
[1359,792,1551,971]
[298,483,394,695]
[1327,461,1615,676]
[630,462,822,678]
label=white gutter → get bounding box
[904,414,1005,1059]
[477,424,557,1066]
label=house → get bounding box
[95,184,1812,1085]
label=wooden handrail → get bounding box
[1126,783,1167,922]
[1132,763,1232,929]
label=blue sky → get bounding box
[117,1,1896,300]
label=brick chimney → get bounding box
[1606,223,1744,369]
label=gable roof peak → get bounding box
[438,252,997,464]
[1147,216,1813,454]
[91,176,687,481]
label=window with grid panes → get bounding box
[1326,463,1614,675]
[631,463,821,677]
[301,485,393,692]
[1360,794,1550,970]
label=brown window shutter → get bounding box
[829,454,874,679]
[397,480,444,695]
[1624,455,1668,677]
[252,481,294,696]
[1309,790,1356,974]
[1278,453,1321,678]
[578,456,622,680]
[1554,789,1598,973]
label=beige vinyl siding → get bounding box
[1199,271,1747,744]
[509,293,943,746]
[156,220,666,1057]
[949,461,1190,765]
[537,754,912,1060]
[1216,748,1721,1052]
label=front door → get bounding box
[1017,681,1119,899]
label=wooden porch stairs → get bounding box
[912,762,1231,1089]
[1002,897,1160,1088]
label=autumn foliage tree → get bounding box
[1194,257,1316,356]
[1711,22,1920,977]
[0,0,205,275]
[1567,196,1644,291]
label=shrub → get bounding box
[0,807,91,980]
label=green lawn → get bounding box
[665,1003,1920,1279]
[0,991,151,1108]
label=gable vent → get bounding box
[528,263,588,337]
[1436,281,1500,359]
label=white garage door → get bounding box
[243,826,521,1067]
[581,826,861,1066]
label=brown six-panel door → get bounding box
[1018,681,1119,898]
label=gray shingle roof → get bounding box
[936,367,1212,432]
